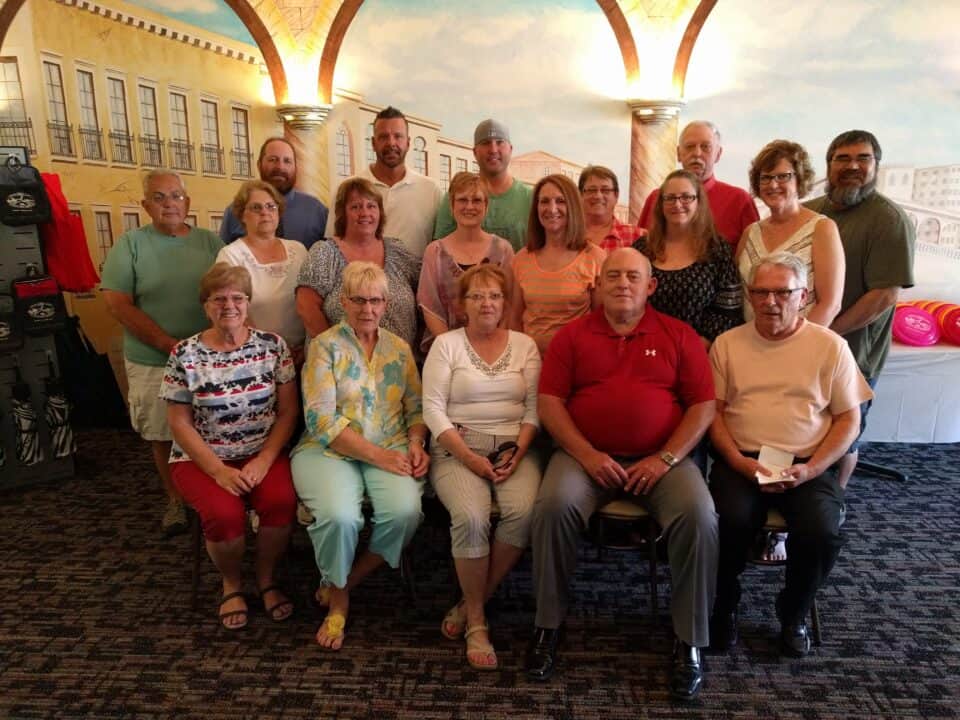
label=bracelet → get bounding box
[408,437,426,447]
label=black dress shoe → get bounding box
[670,638,703,701]
[709,610,739,651]
[779,622,811,657]
[525,627,560,681]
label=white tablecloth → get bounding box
[863,344,960,443]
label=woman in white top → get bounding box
[737,140,844,327]
[422,264,541,671]
[217,180,307,364]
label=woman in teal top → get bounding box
[292,261,429,651]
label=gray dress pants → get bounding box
[531,449,718,647]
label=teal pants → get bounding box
[292,447,423,588]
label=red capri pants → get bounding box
[170,455,297,542]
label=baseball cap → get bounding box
[474,119,510,145]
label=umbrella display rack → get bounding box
[0,147,74,489]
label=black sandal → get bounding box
[218,591,249,630]
[259,584,294,622]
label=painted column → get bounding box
[627,100,684,225]
[276,103,333,206]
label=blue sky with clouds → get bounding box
[130,0,960,190]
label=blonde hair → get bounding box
[341,260,389,299]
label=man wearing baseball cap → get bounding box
[433,118,533,251]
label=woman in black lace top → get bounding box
[633,170,743,347]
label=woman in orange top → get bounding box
[510,174,605,355]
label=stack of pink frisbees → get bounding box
[892,300,960,346]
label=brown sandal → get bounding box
[259,584,294,622]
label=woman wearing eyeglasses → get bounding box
[736,141,845,564]
[418,172,515,354]
[292,261,428,651]
[738,140,844,326]
[162,263,299,630]
[296,177,420,350]
[579,165,646,251]
[511,173,606,355]
[634,169,743,348]
[422,264,541,670]
[217,180,307,364]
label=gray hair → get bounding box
[748,251,808,288]
[679,120,721,145]
[141,169,186,196]
[341,261,389,299]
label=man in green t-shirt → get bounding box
[804,130,915,488]
[433,118,533,251]
[101,170,223,536]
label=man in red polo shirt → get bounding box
[524,247,718,702]
[639,121,758,247]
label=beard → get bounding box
[263,170,294,194]
[377,147,406,169]
[827,174,877,207]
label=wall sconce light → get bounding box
[627,99,685,124]
[275,104,333,130]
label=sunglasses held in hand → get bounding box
[487,442,518,470]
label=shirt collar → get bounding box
[585,305,659,338]
[701,175,717,191]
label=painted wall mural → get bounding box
[126,0,960,299]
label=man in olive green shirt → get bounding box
[433,118,533,251]
[101,170,222,535]
[805,130,915,487]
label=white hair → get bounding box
[748,251,808,288]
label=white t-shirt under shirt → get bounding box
[216,238,307,350]
[422,328,541,438]
[710,320,873,457]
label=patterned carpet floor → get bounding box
[0,431,958,719]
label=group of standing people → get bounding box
[99,106,914,703]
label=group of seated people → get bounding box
[146,133,867,703]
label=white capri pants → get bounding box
[430,427,541,559]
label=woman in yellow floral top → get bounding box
[292,261,429,651]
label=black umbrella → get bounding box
[44,352,75,458]
[11,361,43,466]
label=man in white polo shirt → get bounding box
[326,105,442,257]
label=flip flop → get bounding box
[259,584,294,622]
[218,591,249,631]
[465,624,498,671]
[317,612,347,651]
[441,599,466,640]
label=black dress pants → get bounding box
[709,455,845,623]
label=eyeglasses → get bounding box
[347,296,385,307]
[246,202,278,213]
[487,442,518,470]
[663,193,697,205]
[758,172,795,185]
[207,293,248,306]
[148,191,186,203]
[747,287,802,301]
[464,292,504,303]
[830,153,875,166]
[582,186,616,196]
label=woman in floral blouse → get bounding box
[292,261,429,651]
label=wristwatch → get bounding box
[659,450,679,468]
